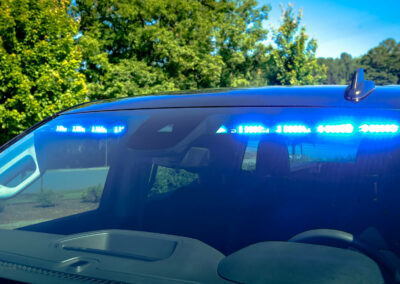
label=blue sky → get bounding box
[259,0,400,58]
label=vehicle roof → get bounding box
[64,85,400,114]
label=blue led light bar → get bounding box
[216,126,228,134]
[113,126,125,134]
[217,122,400,136]
[317,124,354,134]
[237,125,269,134]
[359,124,399,133]
[91,126,108,134]
[276,125,311,134]
[72,125,86,133]
[56,125,67,132]
[55,125,126,135]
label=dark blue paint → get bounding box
[64,86,400,115]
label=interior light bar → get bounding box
[218,122,400,136]
[56,125,67,132]
[113,126,125,134]
[72,125,86,133]
[276,125,311,134]
[317,124,354,134]
[236,125,269,134]
[91,126,108,134]
[359,124,399,133]
[55,125,126,135]
[216,126,228,134]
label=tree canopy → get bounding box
[318,53,357,85]
[0,0,87,143]
[360,38,400,85]
[2,0,400,145]
[267,4,326,85]
[317,39,400,85]
[216,0,270,87]
[74,0,272,99]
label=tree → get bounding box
[317,57,340,84]
[338,52,356,84]
[318,52,358,85]
[75,0,220,99]
[216,0,270,87]
[320,39,400,86]
[0,0,87,145]
[360,38,400,85]
[267,4,326,85]
[74,0,271,99]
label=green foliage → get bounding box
[149,166,198,197]
[73,0,272,99]
[360,38,400,85]
[317,53,358,85]
[318,39,400,86]
[267,4,326,85]
[216,0,270,87]
[74,0,220,99]
[36,189,62,207]
[0,0,87,145]
[0,0,369,144]
[81,184,103,203]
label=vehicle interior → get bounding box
[1,108,400,282]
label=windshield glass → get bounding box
[1,107,400,256]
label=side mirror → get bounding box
[0,134,40,199]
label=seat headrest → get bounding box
[355,141,399,176]
[180,147,210,168]
[256,140,289,176]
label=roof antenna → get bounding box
[344,68,375,103]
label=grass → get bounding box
[6,189,90,206]
[0,219,51,230]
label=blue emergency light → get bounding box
[217,122,400,135]
[56,124,126,135]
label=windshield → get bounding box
[1,107,400,256]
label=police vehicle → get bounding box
[0,69,398,283]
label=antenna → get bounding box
[344,68,375,103]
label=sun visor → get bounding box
[151,147,210,170]
[128,113,206,150]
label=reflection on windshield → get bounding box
[0,108,400,259]
[0,133,40,199]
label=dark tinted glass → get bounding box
[2,107,400,256]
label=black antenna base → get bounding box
[344,68,375,103]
